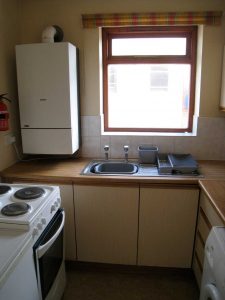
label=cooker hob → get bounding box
[0,183,60,231]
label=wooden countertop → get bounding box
[1,158,225,185]
[199,180,225,225]
[1,158,225,223]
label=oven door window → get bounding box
[34,209,64,299]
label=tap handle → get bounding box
[123,145,129,152]
[104,145,109,152]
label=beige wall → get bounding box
[200,21,225,116]
[19,0,225,117]
[0,0,225,170]
[0,0,21,171]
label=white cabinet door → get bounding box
[74,185,139,265]
[138,187,199,268]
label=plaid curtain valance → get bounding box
[82,11,222,28]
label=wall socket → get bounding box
[4,133,16,145]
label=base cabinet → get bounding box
[11,180,200,267]
[193,191,224,287]
[74,185,139,265]
[138,186,199,268]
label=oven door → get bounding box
[33,208,65,300]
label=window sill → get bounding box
[100,115,198,137]
[101,131,197,137]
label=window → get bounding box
[102,26,197,133]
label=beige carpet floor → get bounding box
[63,264,199,300]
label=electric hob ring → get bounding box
[1,202,31,216]
[0,185,12,195]
[14,187,45,200]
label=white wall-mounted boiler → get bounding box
[15,42,80,155]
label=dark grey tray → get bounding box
[157,153,199,175]
[168,154,198,173]
[157,153,173,175]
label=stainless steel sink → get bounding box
[82,161,139,175]
[81,160,157,176]
[93,162,138,174]
[80,159,202,177]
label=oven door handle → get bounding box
[37,211,65,258]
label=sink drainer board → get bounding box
[157,153,198,175]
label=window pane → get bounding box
[108,64,190,129]
[150,66,168,91]
[112,38,186,56]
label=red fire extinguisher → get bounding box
[0,93,11,131]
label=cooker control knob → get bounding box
[51,204,56,213]
[41,218,47,225]
[57,198,61,205]
[37,222,43,230]
[32,227,39,237]
[54,201,58,207]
